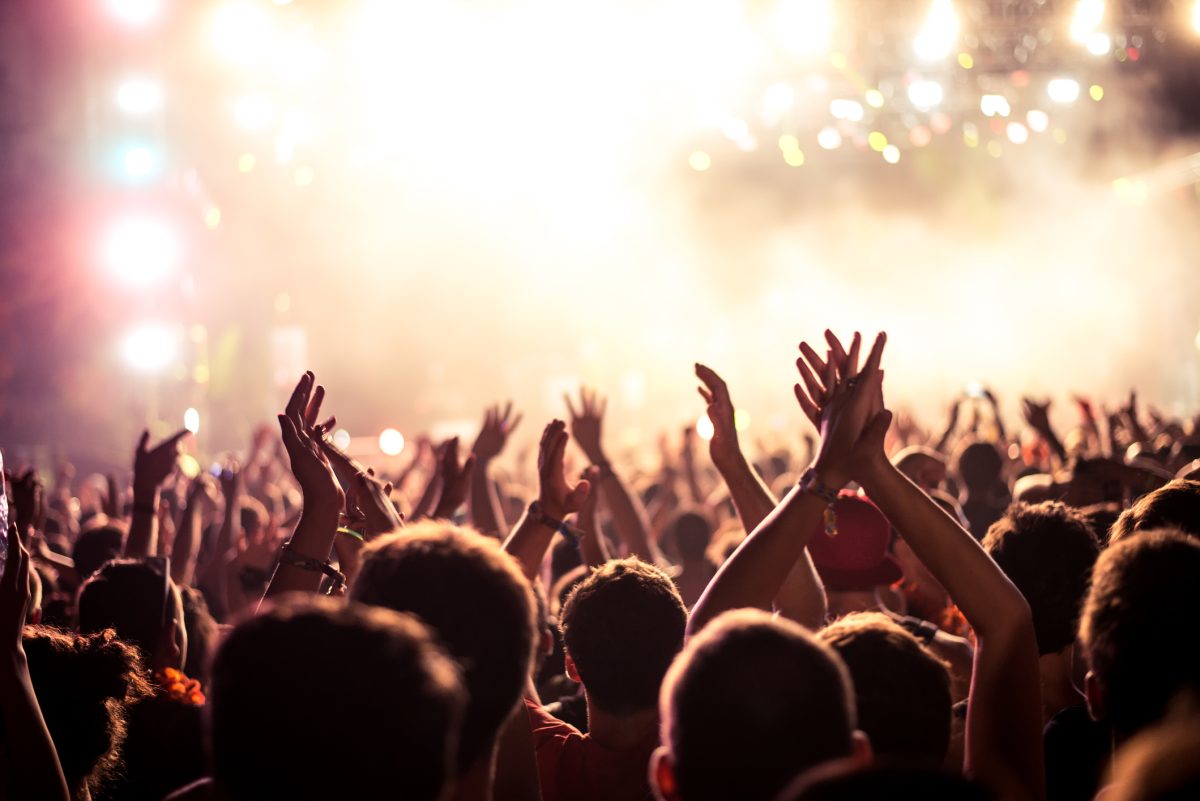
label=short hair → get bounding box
[669,511,714,562]
[818,612,951,765]
[983,502,1100,655]
[661,609,856,801]
[351,522,535,773]
[777,760,993,801]
[953,440,1003,491]
[1109,479,1200,545]
[78,559,180,662]
[560,558,687,715]
[72,523,125,581]
[211,597,464,801]
[23,626,152,797]
[1080,529,1200,739]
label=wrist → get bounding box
[855,456,895,492]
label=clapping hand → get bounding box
[472,403,522,462]
[133,430,191,498]
[431,438,474,519]
[695,364,741,467]
[537,420,591,520]
[565,388,607,465]
[278,372,344,509]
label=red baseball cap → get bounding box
[807,491,902,591]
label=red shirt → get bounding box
[525,698,658,801]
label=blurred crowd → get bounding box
[2,329,1199,801]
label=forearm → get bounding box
[468,462,505,538]
[125,487,159,558]
[410,472,440,522]
[501,512,556,583]
[171,505,201,586]
[0,655,71,801]
[687,484,826,638]
[576,507,609,568]
[264,503,339,599]
[594,466,657,564]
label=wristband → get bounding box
[528,501,583,544]
[280,542,346,594]
[798,467,842,538]
[337,526,365,542]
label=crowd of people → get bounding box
[2,329,1199,801]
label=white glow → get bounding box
[906,79,944,111]
[332,428,351,450]
[830,98,864,122]
[1006,122,1029,144]
[121,145,158,179]
[1193,0,1200,35]
[913,0,959,61]
[1070,0,1105,43]
[1085,31,1111,56]
[184,408,201,434]
[763,83,795,117]
[882,144,901,164]
[233,96,274,130]
[378,428,405,456]
[773,0,834,58]
[105,218,179,285]
[121,324,177,373]
[696,414,715,441]
[1026,110,1049,132]
[211,3,273,64]
[116,79,162,114]
[106,0,162,25]
[1048,78,1081,103]
[817,126,842,150]
[980,94,1011,117]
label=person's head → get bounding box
[653,609,866,801]
[1103,709,1200,801]
[23,625,153,798]
[983,501,1100,656]
[351,522,535,774]
[953,440,1003,493]
[78,558,186,671]
[775,760,995,801]
[1079,528,1200,741]
[668,511,714,564]
[893,446,948,492]
[210,596,465,801]
[817,612,952,766]
[560,557,687,716]
[1109,479,1200,545]
[71,523,125,581]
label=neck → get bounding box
[448,742,498,801]
[826,590,881,619]
[1039,649,1084,721]
[585,694,659,750]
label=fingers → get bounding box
[304,384,325,429]
[844,332,862,379]
[798,342,828,378]
[794,384,820,426]
[157,429,192,455]
[137,430,150,455]
[285,372,313,422]
[564,392,579,420]
[795,357,825,406]
[824,330,848,371]
[860,332,887,378]
[697,386,714,404]
[861,409,894,450]
[508,412,523,434]
[277,414,305,460]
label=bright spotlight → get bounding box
[120,324,177,373]
[105,218,179,285]
[1086,31,1112,55]
[774,0,834,58]
[695,414,715,441]
[106,0,162,25]
[882,144,901,163]
[378,428,405,456]
[913,0,958,61]
[115,79,162,114]
[120,144,160,180]
[830,99,864,122]
[183,407,201,434]
[1070,0,1105,43]
[1047,78,1081,103]
[1193,0,1200,35]
[233,96,274,130]
[1006,122,1029,144]
[211,2,273,64]
[980,94,1011,117]
[817,126,842,150]
[907,79,944,110]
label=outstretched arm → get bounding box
[126,429,190,558]
[470,403,522,538]
[566,388,658,564]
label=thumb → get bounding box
[862,409,893,449]
[566,479,591,511]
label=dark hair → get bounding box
[72,524,125,581]
[351,522,535,773]
[1109,479,1200,545]
[953,440,1003,491]
[777,760,995,801]
[78,559,180,662]
[1080,529,1200,739]
[662,609,856,801]
[560,558,686,715]
[818,612,952,765]
[983,502,1100,655]
[211,596,464,801]
[670,511,714,563]
[23,626,153,796]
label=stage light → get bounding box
[378,428,405,456]
[913,0,958,61]
[907,80,944,111]
[1027,110,1049,132]
[120,144,160,180]
[696,414,715,441]
[115,78,162,114]
[1006,122,1029,144]
[817,127,842,150]
[774,0,834,58]
[882,144,901,164]
[184,408,200,434]
[980,94,1011,117]
[211,2,273,64]
[865,89,884,108]
[830,99,864,122]
[1086,32,1112,55]
[1048,78,1081,103]
[1070,0,1105,43]
[688,151,711,172]
[106,0,162,25]
[1193,0,1200,35]
[105,218,179,285]
[233,96,273,131]
[120,324,177,373]
[763,83,795,117]
[332,428,351,450]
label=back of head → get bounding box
[670,511,714,563]
[953,440,1003,492]
[776,760,994,801]
[560,557,687,716]
[818,612,951,765]
[1104,711,1200,801]
[78,559,176,663]
[23,625,152,797]
[351,522,535,773]
[1109,479,1200,545]
[210,596,464,801]
[72,523,126,581]
[1080,529,1200,740]
[660,609,856,801]
[983,502,1100,655]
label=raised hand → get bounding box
[565,387,607,465]
[431,438,475,519]
[1,523,31,644]
[472,402,522,462]
[695,364,742,466]
[133,429,190,498]
[349,468,403,536]
[537,420,591,519]
[278,372,344,509]
[6,469,43,537]
[1021,398,1053,435]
